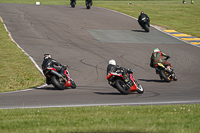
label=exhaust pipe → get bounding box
[51,70,67,82]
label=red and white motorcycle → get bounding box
[43,67,76,90]
[107,69,144,95]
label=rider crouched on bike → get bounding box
[138,11,150,27]
[86,0,92,5]
[107,59,133,86]
[70,0,76,5]
[150,48,172,74]
[42,54,67,85]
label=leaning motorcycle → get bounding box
[154,58,178,82]
[70,0,76,8]
[139,17,150,32]
[86,0,92,9]
[43,66,76,90]
[107,69,144,95]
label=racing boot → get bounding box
[46,78,52,85]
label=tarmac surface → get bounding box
[0,3,200,109]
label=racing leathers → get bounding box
[150,51,171,68]
[42,58,67,84]
[138,13,150,27]
[86,0,92,5]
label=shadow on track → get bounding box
[94,92,137,95]
[131,30,147,32]
[34,87,71,91]
[138,79,166,83]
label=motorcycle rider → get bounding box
[86,0,92,5]
[150,48,171,68]
[42,54,67,84]
[138,11,150,28]
[70,0,76,6]
[107,59,133,86]
[150,48,175,80]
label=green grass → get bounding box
[0,20,45,92]
[0,104,200,133]
[0,1,200,132]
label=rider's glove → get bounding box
[127,69,133,73]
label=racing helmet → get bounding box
[44,54,51,60]
[153,48,160,53]
[109,59,116,65]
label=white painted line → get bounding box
[1,100,200,109]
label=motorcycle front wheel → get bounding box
[71,80,76,89]
[71,2,75,8]
[173,74,178,81]
[86,3,91,9]
[115,79,130,95]
[144,24,149,32]
[137,84,144,94]
[51,76,65,90]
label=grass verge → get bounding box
[0,1,199,132]
[0,19,45,92]
[0,104,200,133]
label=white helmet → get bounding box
[153,48,160,53]
[109,59,116,65]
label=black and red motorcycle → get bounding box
[154,61,178,82]
[107,69,144,95]
[43,66,76,90]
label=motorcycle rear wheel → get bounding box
[115,79,130,95]
[160,70,171,82]
[51,76,65,90]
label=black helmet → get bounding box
[141,11,144,15]
[44,54,51,60]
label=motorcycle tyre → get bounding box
[160,70,171,82]
[86,3,91,9]
[51,76,65,90]
[173,74,178,81]
[71,80,76,89]
[71,2,75,8]
[144,24,149,32]
[115,79,130,95]
[137,84,144,94]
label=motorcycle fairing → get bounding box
[64,69,72,87]
[129,73,137,92]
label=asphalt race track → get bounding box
[0,3,200,109]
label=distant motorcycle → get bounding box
[86,0,92,9]
[107,69,144,95]
[70,0,76,8]
[155,58,178,82]
[43,66,76,90]
[138,17,150,32]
